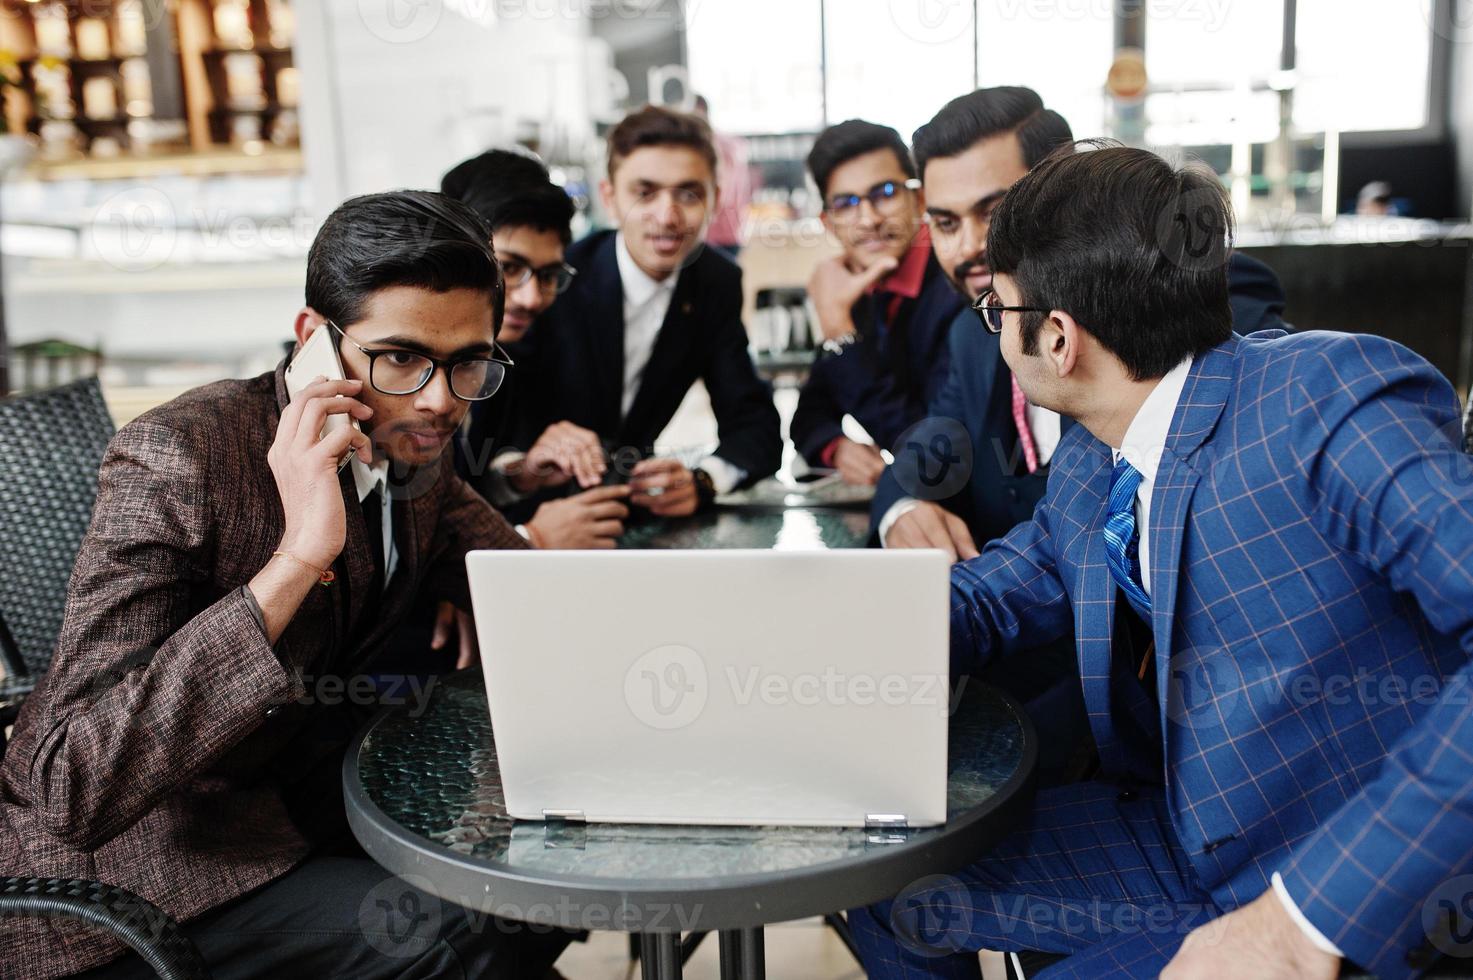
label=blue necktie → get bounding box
[1104,458,1152,621]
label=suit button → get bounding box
[1117,789,1137,802]
[265,706,280,719]
[1008,489,1019,502]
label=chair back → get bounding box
[0,378,115,680]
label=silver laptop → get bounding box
[465,549,951,828]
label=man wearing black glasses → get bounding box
[790,119,964,485]
[0,190,573,978]
[442,148,632,551]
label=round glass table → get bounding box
[344,670,1037,979]
[618,506,871,551]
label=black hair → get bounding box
[806,119,916,199]
[912,86,1073,178]
[987,141,1233,381]
[440,149,575,245]
[306,189,504,332]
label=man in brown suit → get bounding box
[0,191,572,978]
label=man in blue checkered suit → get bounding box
[848,143,1473,979]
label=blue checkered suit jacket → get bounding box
[951,328,1473,978]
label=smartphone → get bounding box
[283,325,361,471]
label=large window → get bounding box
[975,1,1114,138]
[823,0,977,140]
[685,0,825,134]
[1294,0,1431,133]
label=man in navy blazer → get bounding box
[850,144,1473,979]
[789,120,964,482]
[521,106,782,516]
[872,87,1288,558]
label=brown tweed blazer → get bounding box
[0,361,525,978]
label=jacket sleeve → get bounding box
[20,418,301,851]
[868,319,980,537]
[702,266,783,484]
[1275,335,1473,978]
[790,352,848,467]
[949,456,1074,676]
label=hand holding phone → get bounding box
[284,326,363,471]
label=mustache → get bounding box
[952,254,989,282]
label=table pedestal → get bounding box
[637,927,765,979]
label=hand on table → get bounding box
[518,421,606,491]
[525,486,631,549]
[629,458,699,517]
[833,438,886,487]
[884,501,979,562]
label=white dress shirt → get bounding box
[349,454,396,587]
[613,233,746,494]
[1111,355,1193,596]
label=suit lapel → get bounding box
[1148,337,1239,738]
[583,234,627,427]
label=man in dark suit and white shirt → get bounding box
[520,105,782,516]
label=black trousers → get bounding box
[74,855,574,979]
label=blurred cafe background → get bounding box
[0,0,1469,442]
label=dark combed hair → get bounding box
[306,189,504,331]
[440,149,575,245]
[606,104,717,179]
[806,119,916,198]
[912,86,1073,178]
[987,141,1234,380]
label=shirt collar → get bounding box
[350,453,390,503]
[615,231,677,309]
[1114,355,1195,485]
[869,224,932,300]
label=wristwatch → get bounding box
[821,331,859,356]
[692,467,718,510]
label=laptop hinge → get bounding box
[542,809,587,823]
[864,813,909,829]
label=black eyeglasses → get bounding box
[326,320,513,401]
[971,290,1050,334]
[826,179,922,221]
[499,256,577,295]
